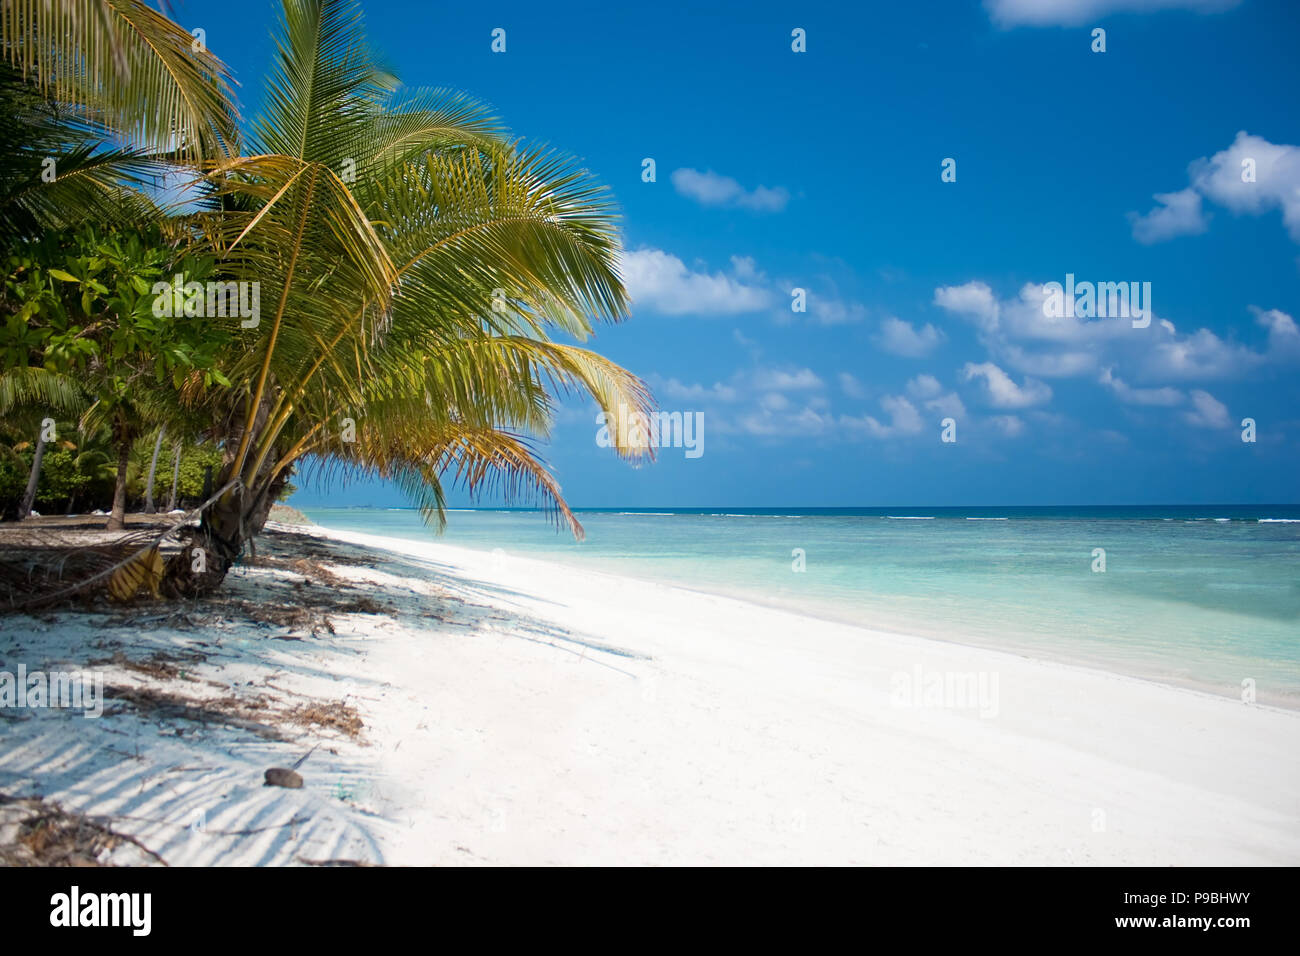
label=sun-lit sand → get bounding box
[1,522,1296,865]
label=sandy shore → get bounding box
[1,523,1297,865]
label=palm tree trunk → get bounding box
[161,477,244,597]
[17,432,47,520]
[160,461,289,598]
[165,440,182,511]
[144,426,165,513]
[106,425,131,531]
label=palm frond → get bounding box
[0,0,239,159]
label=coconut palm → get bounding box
[161,0,652,595]
[0,0,238,255]
[0,0,237,160]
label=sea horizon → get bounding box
[296,502,1300,518]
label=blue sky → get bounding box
[194,0,1299,508]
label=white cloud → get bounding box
[659,378,739,403]
[622,247,771,316]
[809,296,867,326]
[839,372,868,399]
[1141,326,1264,380]
[985,0,1240,28]
[730,255,763,280]
[1134,132,1300,244]
[875,317,945,357]
[736,406,830,437]
[1253,307,1300,356]
[926,391,968,420]
[752,367,823,391]
[671,168,790,213]
[1129,188,1208,244]
[1099,368,1185,406]
[625,247,866,327]
[1184,389,1231,428]
[906,374,943,399]
[934,281,999,333]
[961,362,1053,409]
[935,279,1297,384]
[842,395,925,439]
[1000,344,1099,377]
[904,374,965,419]
[652,366,831,439]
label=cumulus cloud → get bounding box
[985,0,1240,28]
[752,367,823,391]
[1131,132,1300,244]
[655,365,941,443]
[904,374,966,419]
[647,365,830,439]
[659,378,739,403]
[874,317,945,357]
[671,168,790,213]
[1252,306,1300,356]
[809,296,868,326]
[624,247,867,327]
[934,281,999,333]
[1183,389,1231,428]
[935,279,1296,384]
[1098,368,1185,407]
[1129,188,1208,244]
[961,362,1053,409]
[842,395,925,439]
[906,374,943,399]
[622,247,772,316]
[926,392,967,420]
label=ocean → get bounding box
[298,505,1300,706]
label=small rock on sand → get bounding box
[264,768,304,789]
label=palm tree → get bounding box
[0,374,85,517]
[161,0,653,595]
[0,0,237,161]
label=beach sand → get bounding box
[1,523,1296,865]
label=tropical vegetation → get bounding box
[0,0,651,598]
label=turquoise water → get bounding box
[300,506,1300,706]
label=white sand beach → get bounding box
[1,522,1297,866]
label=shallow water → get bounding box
[301,505,1300,706]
